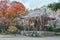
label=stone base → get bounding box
[21,31,55,37]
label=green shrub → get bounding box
[55,28,60,32]
[47,26,55,32]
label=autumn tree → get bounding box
[0,0,29,32]
[0,0,8,16]
[5,1,29,18]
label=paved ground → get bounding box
[0,35,60,40]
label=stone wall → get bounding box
[21,31,55,37]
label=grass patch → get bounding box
[55,32,60,35]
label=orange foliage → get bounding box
[5,7,19,18]
[0,8,3,15]
[7,7,17,13]
[0,1,29,18]
[0,17,11,24]
[8,26,18,32]
[11,1,25,11]
[11,1,29,16]
[0,0,29,32]
[0,0,8,16]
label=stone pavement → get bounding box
[0,36,60,40]
[0,35,60,40]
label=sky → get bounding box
[10,0,59,9]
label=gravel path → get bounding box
[0,35,60,40]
